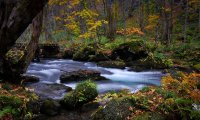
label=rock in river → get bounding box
[60,70,107,83]
[27,83,72,100]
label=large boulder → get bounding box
[73,46,96,61]
[89,50,114,62]
[112,41,149,62]
[60,70,107,83]
[40,44,60,58]
[60,80,98,109]
[97,61,126,69]
[92,96,135,120]
[40,99,61,116]
[63,48,75,59]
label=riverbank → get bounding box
[0,71,199,120]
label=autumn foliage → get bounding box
[162,72,200,101]
[116,27,144,36]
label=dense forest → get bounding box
[0,0,200,120]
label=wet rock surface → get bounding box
[34,102,99,120]
[20,75,40,83]
[40,99,61,116]
[60,70,107,83]
[26,83,72,100]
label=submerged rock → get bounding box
[27,83,72,100]
[60,70,107,83]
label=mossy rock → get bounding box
[132,112,166,120]
[97,61,126,69]
[73,46,96,61]
[138,52,173,69]
[40,99,60,116]
[63,49,75,59]
[92,96,136,120]
[89,52,109,62]
[112,40,148,61]
[61,80,98,109]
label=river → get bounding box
[26,59,164,94]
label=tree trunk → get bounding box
[184,0,188,42]
[199,8,200,31]
[139,0,145,32]
[168,0,174,45]
[3,12,43,80]
[106,0,116,41]
[0,0,47,59]
[23,12,43,72]
[0,0,47,78]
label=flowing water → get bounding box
[26,59,165,93]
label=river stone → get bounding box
[20,75,40,83]
[92,96,135,120]
[27,83,72,100]
[40,99,61,116]
[60,70,107,83]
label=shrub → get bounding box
[61,80,98,109]
[140,86,151,93]
[75,80,98,101]
[0,95,23,119]
[145,52,173,68]
[0,95,23,108]
[2,83,12,91]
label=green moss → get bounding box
[194,63,200,70]
[97,61,126,69]
[155,88,177,99]
[92,96,136,120]
[0,106,19,118]
[5,49,24,64]
[61,80,98,109]
[140,87,151,93]
[73,46,96,61]
[1,83,12,91]
[141,52,173,68]
[0,95,23,108]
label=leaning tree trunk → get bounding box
[0,0,47,59]
[23,12,43,73]
[0,0,47,79]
